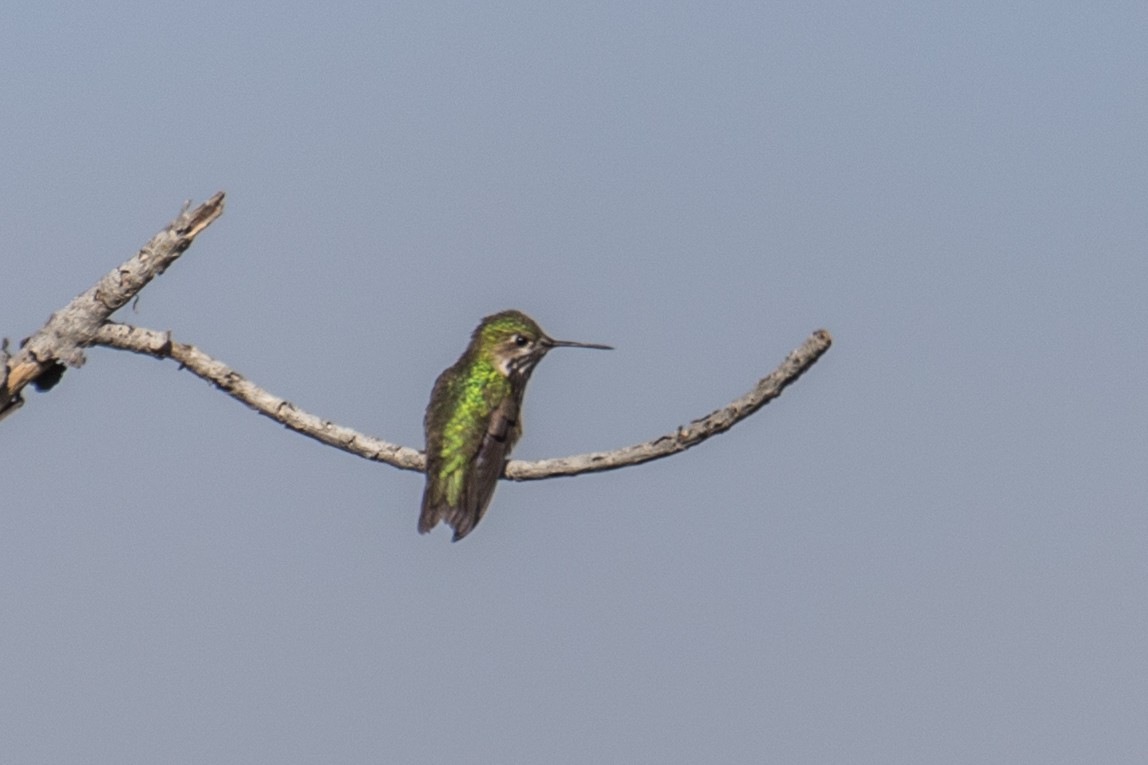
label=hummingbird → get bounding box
[419,310,612,541]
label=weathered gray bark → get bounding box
[1,193,225,418]
[3,194,833,481]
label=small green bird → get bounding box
[420,310,612,541]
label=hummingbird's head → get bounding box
[473,310,612,379]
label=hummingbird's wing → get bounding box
[455,393,521,540]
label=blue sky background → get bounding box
[2,2,1146,762]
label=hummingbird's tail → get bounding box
[420,489,485,541]
[420,457,494,542]
[418,497,446,536]
[419,500,480,542]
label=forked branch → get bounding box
[3,194,833,480]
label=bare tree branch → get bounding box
[92,322,425,471]
[0,193,226,419]
[503,328,832,480]
[92,322,831,480]
[4,192,833,482]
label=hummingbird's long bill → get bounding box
[543,338,614,350]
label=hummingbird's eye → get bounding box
[512,334,529,348]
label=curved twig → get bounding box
[92,322,831,480]
[504,328,831,480]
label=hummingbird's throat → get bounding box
[500,351,543,379]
